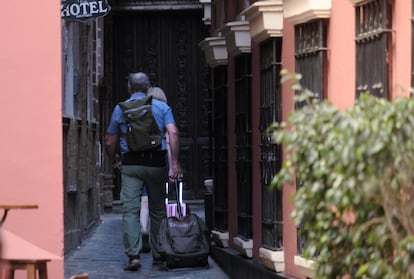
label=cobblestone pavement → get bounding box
[65,207,230,279]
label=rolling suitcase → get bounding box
[158,180,210,269]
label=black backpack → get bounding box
[118,96,162,152]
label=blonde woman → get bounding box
[148,86,167,102]
[140,86,172,253]
[148,87,172,168]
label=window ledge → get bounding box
[221,21,251,56]
[67,184,78,193]
[349,0,365,5]
[199,37,228,68]
[199,0,211,25]
[284,0,332,25]
[233,237,253,258]
[242,0,283,43]
[259,248,285,272]
[211,230,229,247]
[294,255,316,279]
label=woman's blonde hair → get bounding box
[148,86,167,103]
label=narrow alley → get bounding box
[64,203,230,279]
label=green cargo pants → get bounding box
[120,164,167,259]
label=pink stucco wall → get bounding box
[0,1,63,278]
[327,0,356,109]
[282,18,303,278]
[328,0,412,107]
[392,0,412,99]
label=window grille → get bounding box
[213,65,229,231]
[235,54,253,239]
[295,19,327,101]
[355,0,392,99]
[294,19,328,254]
[260,38,283,250]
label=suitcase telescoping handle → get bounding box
[165,179,184,217]
[174,179,183,218]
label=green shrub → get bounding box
[269,71,414,278]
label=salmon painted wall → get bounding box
[392,0,412,99]
[328,0,412,107]
[0,1,63,278]
[281,19,302,278]
[327,0,355,109]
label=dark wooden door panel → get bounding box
[110,9,210,199]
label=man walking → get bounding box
[105,72,183,271]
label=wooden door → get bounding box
[107,9,211,199]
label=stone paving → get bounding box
[64,204,230,279]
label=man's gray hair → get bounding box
[128,72,151,92]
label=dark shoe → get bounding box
[124,258,141,271]
[152,257,165,266]
[142,234,150,253]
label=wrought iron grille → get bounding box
[295,19,327,101]
[213,65,229,231]
[355,0,392,99]
[294,19,328,254]
[260,38,283,250]
[235,54,253,239]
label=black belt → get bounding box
[122,150,167,167]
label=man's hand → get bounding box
[112,153,122,169]
[105,134,119,169]
[168,162,183,181]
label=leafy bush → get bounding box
[269,71,414,278]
